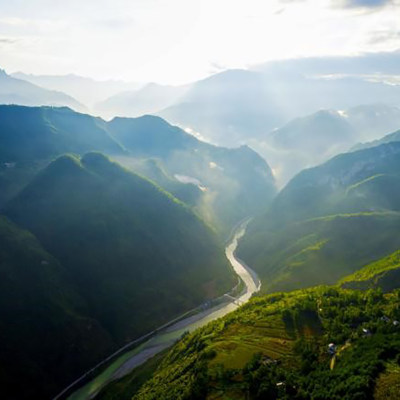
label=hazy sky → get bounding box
[0,0,399,84]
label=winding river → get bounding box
[65,220,260,400]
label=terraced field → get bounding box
[128,286,400,400]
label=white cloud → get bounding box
[0,0,399,83]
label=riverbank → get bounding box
[63,220,260,400]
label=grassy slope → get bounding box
[240,212,400,293]
[0,216,115,400]
[123,286,400,400]
[238,142,400,291]
[340,250,400,292]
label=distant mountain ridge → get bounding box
[12,72,141,108]
[352,128,400,152]
[256,104,400,186]
[96,83,189,119]
[107,115,276,235]
[0,105,277,236]
[0,69,85,111]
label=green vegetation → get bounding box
[0,105,276,235]
[1,152,235,398]
[340,250,400,292]
[239,142,400,291]
[126,287,400,400]
[111,157,203,208]
[108,116,277,236]
[0,215,114,400]
[240,212,400,293]
[374,361,400,400]
[341,250,400,283]
[0,104,124,208]
[5,152,234,341]
[95,350,168,400]
[0,105,123,162]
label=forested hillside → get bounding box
[1,153,235,399]
[238,142,400,292]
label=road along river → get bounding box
[63,220,260,400]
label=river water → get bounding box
[67,220,260,400]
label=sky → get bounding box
[0,0,399,84]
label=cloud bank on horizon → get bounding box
[0,0,399,84]
[340,0,393,8]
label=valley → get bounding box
[1,5,400,397]
[65,220,260,400]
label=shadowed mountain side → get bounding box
[0,105,276,236]
[0,215,115,400]
[4,153,235,343]
[0,105,124,162]
[0,105,125,207]
[107,115,277,236]
[110,157,203,208]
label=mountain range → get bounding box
[2,57,400,400]
[98,129,400,400]
[238,141,400,292]
[6,67,400,190]
[0,69,85,112]
[0,104,277,398]
[1,151,236,399]
[12,72,141,108]
[0,105,276,236]
[95,83,189,119]
[253,104,400,186]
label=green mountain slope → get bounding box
[242,212,400,293]
[238,142,400,292]
[0,105,276,235]
[0,105,124,206]
[0,215,115,400]
[113,157,203,207]
[105,286,400,400]
[4,153,235,342]
[340,250,400,292]
[0,105,123,162]
[108,115,277,236]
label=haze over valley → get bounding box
[1,1,400,399]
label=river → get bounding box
[65,220,260,400]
